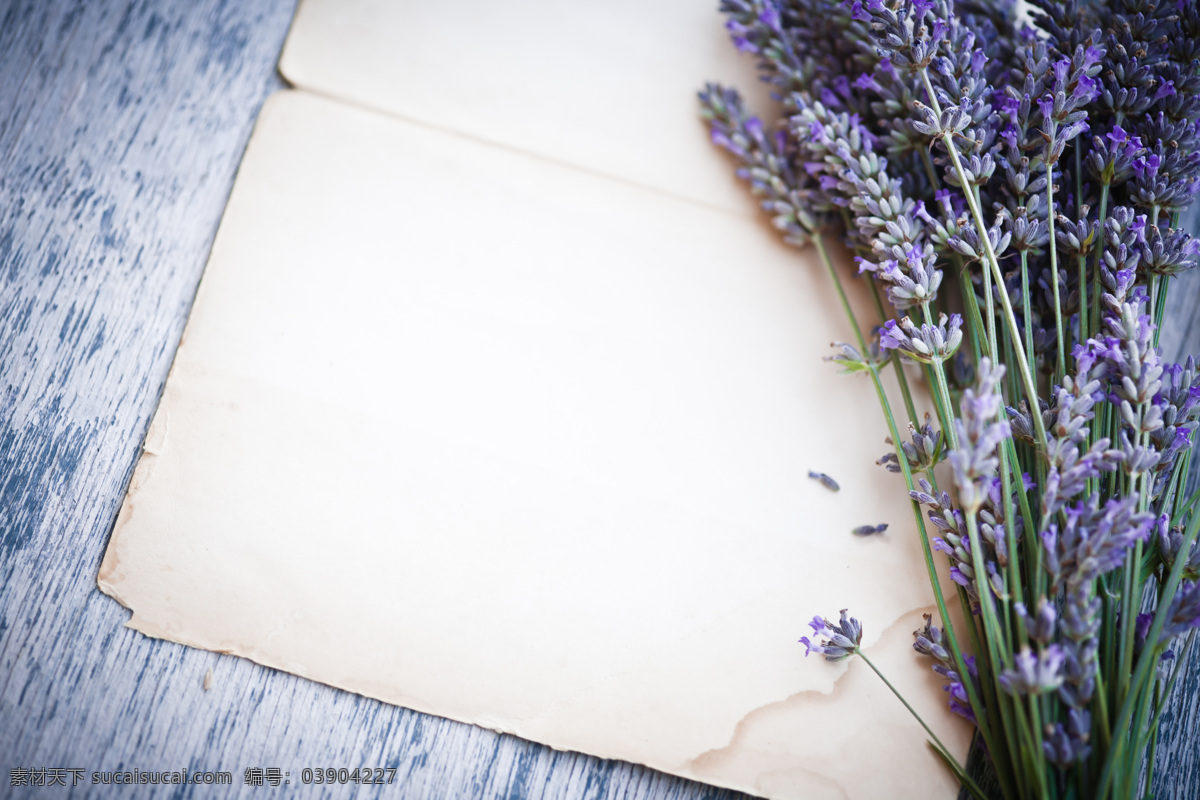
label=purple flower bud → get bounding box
[1062,119,1090,141]
[971,49,986,74]
[832,74,853,100]
[758,3,781,32]
[1133,154,1161,182]
[1154,80,1176,102]
[731,35,757,54]
[1053,58,1070,86]
[800,609,863,661]
[744,116,764,142]
[1037,95,1054,122]
[1072,75,1099,104]
[1107,126,1131,146]
[854,72,882,93]
[710,129,737,152]
[931,18,947,43]
[1000,645,1067,695]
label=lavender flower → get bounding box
[1044,708,1092,767]
[1038,347,1123,520]
[1015,597,1058,644]
[911,476,980,599]
[1140,225,1200,278]
[790,100,946,308]
[1158,517,1200,580]
[699,84,823,246]
[913,614,977,721]
[999,645,1068,696]
[1163,581,1200,640]
[800,609,864,661]
[878,312,963,363]
[949,359,1011,513]
[1042,496,1154,587]
[878,413,944,473]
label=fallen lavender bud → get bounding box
[808,470,841,491]
[852,523,888,536]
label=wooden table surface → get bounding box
[0,1,1196,798]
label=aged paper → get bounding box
[277,0,776,215]
[99,88,970,799]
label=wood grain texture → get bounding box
[0,1,744,798]
[0,1,1195,799]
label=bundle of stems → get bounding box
[700,1,1200,797]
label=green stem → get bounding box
[1046,175,1067,382]
[868,280,921,427]
[1152,273,1168,350]
[920,304,959,450]
[1096,504,1200,797]
[813,234,1015,796]
[856,649,988,800]
[1020,249,1036,379]
[917,69,1049,455]
[1091,185,1110,340]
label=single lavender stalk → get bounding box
[802,609,987,798]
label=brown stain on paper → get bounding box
[686,606,961,800]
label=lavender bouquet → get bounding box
[700,1,1200,797]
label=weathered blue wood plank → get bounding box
[0,1,747,798]
[0,1,1196,798]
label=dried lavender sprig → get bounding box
[998,644,1067,696]
[949,359,1011,514]
[878,412,945,473]
[699,84,824,246]
[800,608,864,660]
[879,312,963,364]
[914,613,978,721]
[792,99,943,307]
[802,606,985,797]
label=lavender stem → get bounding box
[854,648,987,800]
[917,68,1049,455]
